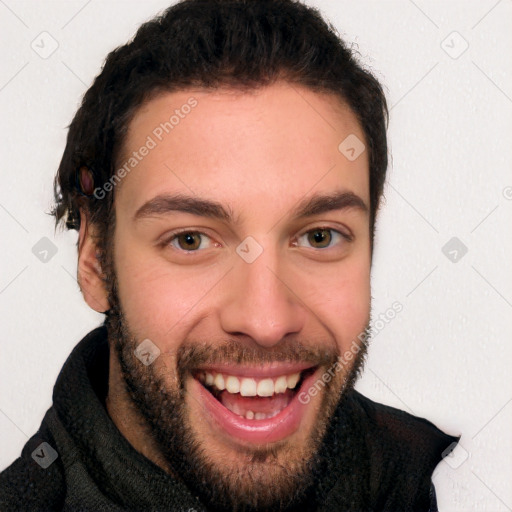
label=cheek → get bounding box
[309,259,371,352]
[112,231,231,345]
[112,235,200,341]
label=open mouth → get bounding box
[192,364,319,444]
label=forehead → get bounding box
[115,82,369,219]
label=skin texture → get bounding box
[77,82,372,510]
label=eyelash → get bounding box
[161,226,353,253]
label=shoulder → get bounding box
[348,389,459,456]
[0,414,65,511]
[345,389,459,510]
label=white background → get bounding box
[1,1,511,510]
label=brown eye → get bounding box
[307,229,332,249]
[170,231,211,251]
[294,227,349,250]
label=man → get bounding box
[0,0,458,510]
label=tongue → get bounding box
[219,389,294,418]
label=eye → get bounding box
[167,231,213,252]
[293,227,350,250]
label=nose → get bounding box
[219,246,306,348]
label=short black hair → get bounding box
[52,0,388,250]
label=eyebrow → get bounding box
[133,190,368,224]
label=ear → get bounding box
[77,210,110,313]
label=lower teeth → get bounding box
[227,406,283,420]
[241,410,281,420]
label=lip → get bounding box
[192,367,320,444]
[195,362,315,379]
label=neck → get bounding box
[105,344,175,475]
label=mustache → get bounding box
[175,338,340,376]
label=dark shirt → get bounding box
[0,326,458,511]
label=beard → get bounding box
[102,257,369,511]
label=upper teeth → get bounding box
[200,371,301,397]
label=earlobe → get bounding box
[77,210,110,313]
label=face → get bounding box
[99,82,371,510]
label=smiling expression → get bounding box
[84,81,372,510]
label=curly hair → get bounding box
[52,0,388,251]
